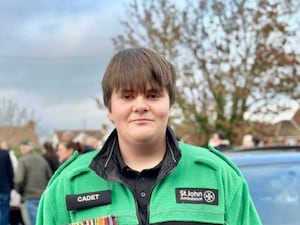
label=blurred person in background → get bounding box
[15,140,52,225]
[42,141,60,174]
[56,141,82,164]
[1,141,24,225]
[0,146,14,225]
[0,141,18,175]
[82,136,99,153]
[208,131,232,151]
[242,134,260,148]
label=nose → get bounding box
[132,96,149,113]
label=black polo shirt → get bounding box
[90,127,181,224]
[116,146,163,225]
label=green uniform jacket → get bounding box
[37,132,261,225]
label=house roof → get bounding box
[271,108,300,137]
[0,121,40,148]
[54,130,106,141]
[53,124,109,143]
[292,108,300,129]
[274,120,300,136]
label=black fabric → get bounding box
[89,126,181,183]
[66,190,112,211]
[89,126,182,225]
[0,149,14,193]
[117,145,162,225]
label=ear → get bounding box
[107,111,114,124]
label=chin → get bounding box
[133,132,155,142]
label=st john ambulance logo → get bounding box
[203,190,215,203]
[176,188,218,205]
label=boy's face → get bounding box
[108,84,170,146]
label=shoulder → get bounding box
[0,150,10,163]
[0,149,9,157]
[178,142,241,176]
[48,150,99,186]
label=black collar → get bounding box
[89,126,181,182]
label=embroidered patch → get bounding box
[67,214,118,225]
[176,188,218,205]
[66,190,111,210]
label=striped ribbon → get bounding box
[67,215,118,225]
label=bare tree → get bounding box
[113,0,300,145]
[0,97,36,126]
[0,97,38,143]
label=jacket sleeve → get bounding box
[14,159,26,194]
[225,178,262,225]
[7,153,14,189]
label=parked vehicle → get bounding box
[226,146,300,225]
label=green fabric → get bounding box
[36,143,262,225]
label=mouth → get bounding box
[130,118,152,123]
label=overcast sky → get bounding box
[0,0,130,137]
[1,0,299,141]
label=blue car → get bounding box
[226,146,300,225]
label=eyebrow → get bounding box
[119,87,162,93]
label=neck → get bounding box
[119,139,166,172]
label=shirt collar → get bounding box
[90,126,181,181]
[115,142,164,175]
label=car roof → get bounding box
[225,145,300,166]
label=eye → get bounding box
[147,92,160,99]
[122,92,135,100]
[123,94,132,100]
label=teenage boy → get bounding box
[37,48,262,225]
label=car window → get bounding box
[238,162,300,225]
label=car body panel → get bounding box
[227,149,300,225]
